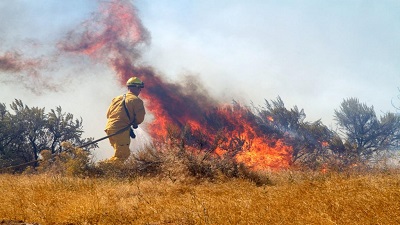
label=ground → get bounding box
[0,220,38,225]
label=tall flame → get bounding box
[59,0,292,170]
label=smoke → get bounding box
[0,50,58,94]
[58,0,219,137]
[59,0,150,84]
[0,51,30,72]
[0,0,98,95]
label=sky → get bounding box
[1,0,400,160]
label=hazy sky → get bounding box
[1,0,399,160]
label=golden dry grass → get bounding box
[1,170,400,225]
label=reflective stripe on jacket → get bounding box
[105,92,145,131]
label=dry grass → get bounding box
[0,169,399,225]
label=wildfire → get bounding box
[235,139,292,170]
[59,0,293,170]
[209,106,292,170]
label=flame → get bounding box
[210,106,292,170]
[236,139,292,170]
[59,0,293,170]
[59,0,149,84]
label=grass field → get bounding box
[1,169,399,225]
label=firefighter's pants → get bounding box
[105,129,131,161]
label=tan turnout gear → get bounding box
[105,78,146,162]
[105,92,145,131]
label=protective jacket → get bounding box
[105,92,145,131]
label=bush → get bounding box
[90,144,274,186]
[35,142,91,177]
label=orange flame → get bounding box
[210,106,292,170]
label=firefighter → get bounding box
[104,77,146,162]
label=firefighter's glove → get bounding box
[130,126,136,139]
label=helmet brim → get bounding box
[127,84,144,88]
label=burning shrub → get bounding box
[91,141,273,186]
[150,129,275,185]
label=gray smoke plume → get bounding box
[0,50,58,94]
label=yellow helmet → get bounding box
[126,77,144,88]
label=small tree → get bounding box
[292,120,335,168]
[0,99,97,170]
[254,96,334,168]
[47,106,92,154]
[9,99,48,163]
[334,97,400,162]
[254,96,306,141]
